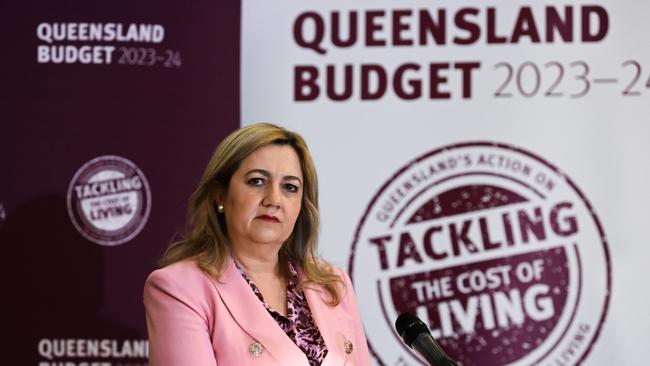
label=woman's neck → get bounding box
[231,245,282,278]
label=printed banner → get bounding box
[1,1,240,364]
[241,1,650,365]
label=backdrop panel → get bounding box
[242,1,650,365]
[1,1,240,364]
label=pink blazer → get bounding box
[143,258,372,366]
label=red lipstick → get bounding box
[257,215,279,223]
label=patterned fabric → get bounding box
[235,261,329,366]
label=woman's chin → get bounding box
[249,234,286,248]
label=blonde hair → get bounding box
[161,123,342,305]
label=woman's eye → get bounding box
[284,184,299,193]
[248,178,265,186]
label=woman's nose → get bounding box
[262,185,281,207]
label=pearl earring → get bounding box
[217,203,225,213]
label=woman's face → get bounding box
[221,144,304,251]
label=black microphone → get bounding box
[394,312,459,366]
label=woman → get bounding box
[144,123,372,366]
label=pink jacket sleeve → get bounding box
[338,268,373,366]
[143,265,218,366]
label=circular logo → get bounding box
[349,142,610,366]
[67,155,151,246]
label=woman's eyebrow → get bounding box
[246,169,302,184]
[284,175,302,184]
[245,169,271,177]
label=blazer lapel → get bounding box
[303,281,347,366]
[213,258,308,365]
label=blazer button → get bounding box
[344,340,353,354]
[248,341,263,357]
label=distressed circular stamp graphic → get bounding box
[349,142,611,366]
[67,155,151,246]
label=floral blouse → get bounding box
[235,261,328,366]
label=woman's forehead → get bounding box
[238,144,303,178]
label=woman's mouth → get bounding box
[256,215,280,223]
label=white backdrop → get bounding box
[242,1,650,365]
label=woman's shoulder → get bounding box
[317,261,351,282]
[311,259,337,272]
[302,260,354,300]
[143,259,220,326]
[144,259,217,297]
[304,260,346,281]
[148,258,204,279]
